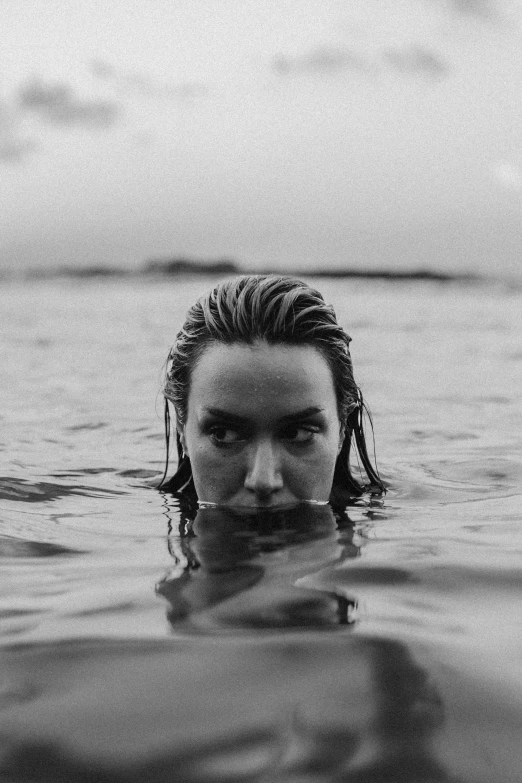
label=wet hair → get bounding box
[159,275,385,505]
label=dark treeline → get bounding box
[13,256,481,283]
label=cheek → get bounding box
[188,442,243,499]
[286,440,339,490]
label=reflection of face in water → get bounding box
[154,502,446,781]
[157,503,359,630]
[178,342,344,508]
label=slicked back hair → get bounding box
[160,275,384,505]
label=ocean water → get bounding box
[1,275,521,782]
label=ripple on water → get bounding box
[0,477,128,503]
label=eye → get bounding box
[208,426,244,446]
[281,425,318,443]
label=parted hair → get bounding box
[160,275,384,505]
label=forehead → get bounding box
[188,341,337,420]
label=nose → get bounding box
[243,439,284,499]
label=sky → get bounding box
[1,0,522,276]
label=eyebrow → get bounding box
[201,406,325,425]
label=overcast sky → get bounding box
[1,0,522,275]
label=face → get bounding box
[180,341,344,508]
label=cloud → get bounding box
[90,59,117,80]
[89,60,206,101]
[0,137,37,163]
[426,0,497,18]
[119,72,205,99]
[273,47,367,76]
[492,161,522,192]
[273,44,450,82]
[449,0,494,17]
[0,101,37,163]
[382,45,450,79]
[18,79,119,128]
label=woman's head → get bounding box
[161,275,384,506]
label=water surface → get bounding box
[1,277,521,781]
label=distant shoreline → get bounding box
[5,256,483,283]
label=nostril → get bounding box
[244,475,281,495]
